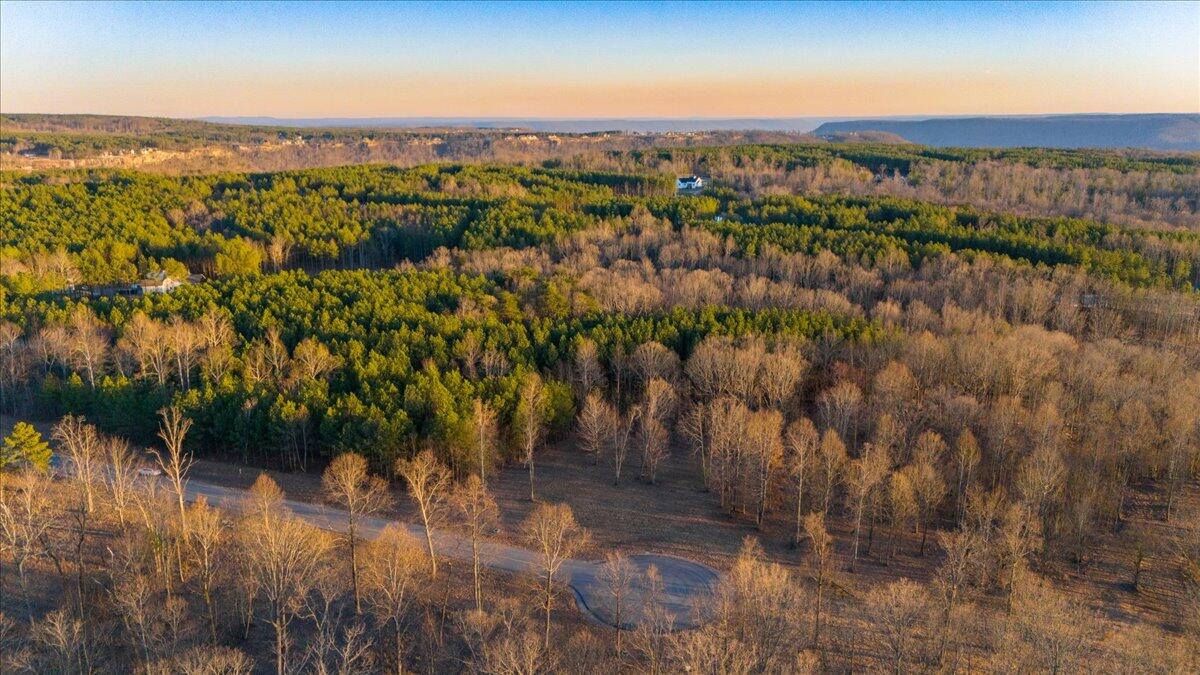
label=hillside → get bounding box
[0,113,809,173]
[815,114,1200,151]
[201,115,839,133]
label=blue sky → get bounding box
[1,1,1197,117]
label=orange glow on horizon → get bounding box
[14,70,1196,119]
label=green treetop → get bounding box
[2,422,53,472]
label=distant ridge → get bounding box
[814,114,1200,151]
[9,112,1198,151]
[197,116,878,133]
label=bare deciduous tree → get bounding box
[786,417,819,546]
[706,397,751,510]
[997,577,1098,674]
[119,313,171,385]
[817,380,862,447]
[996,502,1041,612]
[572,337,606,398]
[931,529,980,662]
[816,428,847,516]
[188,496,225,644]
[680,401,709,480]
[514,373,546,501]
[197,310,236,385]
[886,471,917,559]
[154,405,194,531]
[168,316,202,390]
[0,470,53,620]
[757,349,807,410]
[709,538,809,671]
[241,476,332,675]
[630,342,678,392]
[34,608,89,674]
[610,407,638,485]
[1015,443,1065,554]
[804,511,834,647]
[576,391,616,466]
[523,502,589,651]
[52,414,103,513]
[50,306,110,388]
[597,552,635,658]
[53,415,105,612]
[460,602,553,675]
[103,436,139,530]
[1162,380,1199,521]
[168,645,254,675]
[848,442,890,568]
[322,452,393,612]
[746,409,784,528]
[905,445,947,556]
[110,571,161,670]
[154,405,194,580]
[453,475,500,612]
[639,377,677,424]
[639,417,670,485]
[470,398,499,482]
[952,428,981,522]
[395,449,450,577]
[362,525,426,675]
[866,579,931,674]
[289,336,339,384]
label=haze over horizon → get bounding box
[2,1,1198,120]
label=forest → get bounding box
[4,162,1197,288]
[572,143,1200,232]
[1,143,1199,673]
[0,114,532,157]
[1,114,809,176]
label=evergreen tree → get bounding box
[2,422,52,472]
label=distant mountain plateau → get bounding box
[814,114,1200,151]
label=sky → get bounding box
[1,0,1198,119]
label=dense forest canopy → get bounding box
[4,163,1198,290]
[2,160,1198,469]
[2,140,1199,673]
[3,263,876,472]
[7,121,1198,234]
[3,160,1195,471]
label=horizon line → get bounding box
[4,110,1198,122]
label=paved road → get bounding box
[184,479,720,630]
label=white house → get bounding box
[138,270,184,294]
[676,175,704,190]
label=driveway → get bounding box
[184,478,720,630]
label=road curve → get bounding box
[183,478,720,630]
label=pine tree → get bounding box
[2,422,52,472]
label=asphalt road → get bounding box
[183,478,720,630]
